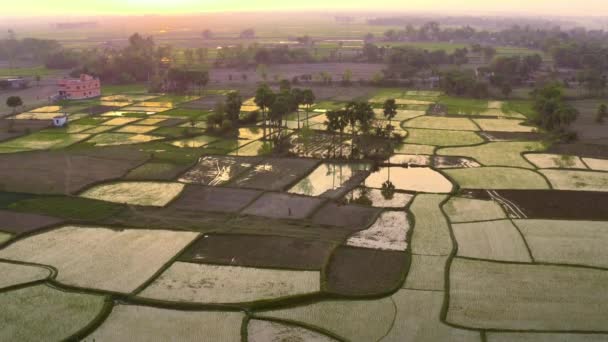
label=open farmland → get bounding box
[1,84,607,342]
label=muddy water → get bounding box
[171,135,218,148]
[383,154,431,166]
[288,162,370,197]
[178,156,261,186]
[345,187,414,208]
[433,156,481,169]
[364,167,453,193]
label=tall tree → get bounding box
[301,89,315,127]
[225,91,243,126]
[269,93,290,140]
[290,88,304,129]
[383,99,398,137]
[532,83,578,132]
[6,96,22,114]
[346,101,374,157]
[254,84,275,140]
[326,109,348,157]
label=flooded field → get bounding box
[289,162,370,197]
[364,167,453,193]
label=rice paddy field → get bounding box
[1,86,608,341]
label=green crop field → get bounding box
[1,87,607,341]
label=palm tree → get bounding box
[254,84,275,140]
[269,93,290,141]
[383,99,397,137]
[345,101,374,158]
[326,109,348,158]
[290,88,304,129]
[301,89,315,127]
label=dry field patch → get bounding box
[347,211,410,251]
[541,170,608,192]
[256,296,395,342]
[139,262,320,303]
[515,219,608,268]
[0,226,198,293]
[444,197,506,222]
[524,154,587,169]
[0,262,50,290]
[447,258,608,330]
[452,220,532,262]
[88,304,243,342]
[0,285,105,342]
[81,182,184,206]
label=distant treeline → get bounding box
[0,38,61,63]
[214,45,315,68]
[367,16,574,30]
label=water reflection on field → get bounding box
[364,167,453,193]
[289,162,370,197]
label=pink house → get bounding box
[57,74,101,100]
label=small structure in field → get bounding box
[0,77,28,90]
[57,74,100,100]
[52,114,68,127]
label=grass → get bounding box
[404,116,479,131]
[438,95,488,115]
[540,170,608,192]
[445,167,550,189]
[0,133,91,152]
[101,83,148,95]
[87,133,163,146]
[149,94,200,104]
[0,262,50,290]
[0,232,12,244]
[474,118,536,132]
[161,108,213,120]
[502,100,537,120]
[256,296,395,342]
[447,258,608,330]
[408,194,452,256]
[452,220,532,262]
[515,219,608,269]
[139,262,320,303]
[89,305,243,341]
[0,66,58,77]
[443,197,506,223]
[405,128,484,147]
[0,285,105,342]
[402,255,447,291]
[438,141,545,168]
[0,226,199,293]
[80,182,185,206]
[382,41,468,53]
[10,196,125,221]
[384,290,479,341]
[523,154,587,169]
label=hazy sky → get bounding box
[4,0,608,16]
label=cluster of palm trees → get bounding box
[254,82,315,140]
[325,101,375,158]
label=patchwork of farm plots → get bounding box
[1,88,608,341]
